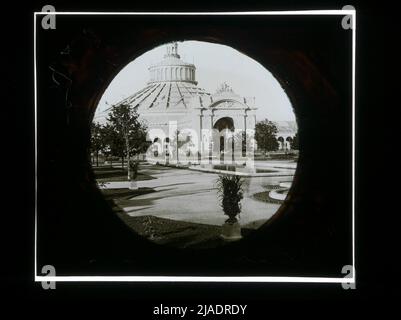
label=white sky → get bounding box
[94,40,295,123]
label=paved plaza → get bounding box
[100,162,295,229]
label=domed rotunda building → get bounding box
[115,42,258,164]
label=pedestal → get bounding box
[129,180,138,190]
[221,221,242,241]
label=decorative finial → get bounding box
[216,82,234,94]
[164,42,180,58]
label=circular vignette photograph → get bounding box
[91,40,298,249]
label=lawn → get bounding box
[100,187,156,200]
[113,211,254,249]
[253,191,283,204]
[93,165,155,183]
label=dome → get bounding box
[116,42,212,114]
[148,42,197,85]
[275,121,298,133]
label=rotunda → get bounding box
[115,42,258,164]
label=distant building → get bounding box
[274,121,298,150]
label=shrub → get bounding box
[216,174,244,223]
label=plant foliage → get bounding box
[216,174,244,222]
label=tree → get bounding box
[90,122,106,167]
[255,119,279,152]
[106,103,148,179]
[101,123,120,167]
[290,133,299,150]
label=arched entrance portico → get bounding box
[213,116,234,132]
[213,117,234,163]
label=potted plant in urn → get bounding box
[129,159,139,190]
[216,174,244,241]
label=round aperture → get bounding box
[91,40,298,249]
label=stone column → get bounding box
[243,110,248,158]
[209,111,214,163]
[198,110,203,163]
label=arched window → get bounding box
[286,136,293,150]
[277,136,284,150]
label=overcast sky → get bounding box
[94,40,295,123]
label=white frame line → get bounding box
[34,12,38,280]
[35,276,353,283]
[34,10,356,283]
[34,10,355,15]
